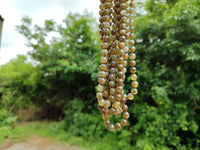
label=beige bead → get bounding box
[113,101,120,109]
[130,74,137,81]
[129,53,136,60]
[132,81,139,88]
[110,88,116,95]
[117,64,124,71]
[129,39,135,46]
[101,49,108,56]
[119,29,126,36]
[124,46,129,53]
[123,61,127,67]
[121,119,127,126]
[99,64,108,71]
[97,84,104,92]
[98,99,105,106]
[130,67,136,74]
[123,53,129,60]
[129,46,136,53]
[127,93,134,100]
[118,42,125,49]
[101,42,109,49]
[109,124,115,131]
[122,68,127,74]
[109,81,115,88]
[110,68,116,74]
[131,88,138,95]
[109,74,116,81]
[115,123,122,130]
[105,100,111,108]
[103,90,109,98]
[123,112,130,119]
[117,57,124,64]
[99,71,107,78]
[123,105,128,111]
[117,71,124,78]
[112,55,117,61]
[111,61,117,67]
[130,60,136,67]
[104,120,110,127]
[116,86,123,94]
[108,95,115,102]
[117,78,124,85]
[98,78,106,85]
[96,92,103,99]
[118,49,124,56]
[116,94,122,101]
[101,57,108,64]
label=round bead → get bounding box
[117,78,124,85]
[99,64,108,71]
[129,39,135,46]
[97,84,104,92]
[132,81,139,88]
[123,53,129,60]
[108,95,115,102]
[109,124,115,131]
[110,68,116,74]
[123,61,127,67]
[111,61,117,67]
[109,74,116,81]
[103,90,109,98]
[116,94,122,101]
[117,64,124,71]
[117,57,124,64]
[123,105,128,111]
[115,123,122,130]
[129,53,136,60]
[123,112,130,119]
[104,120,110,127]
[116,86,123,93]
[130,60,136,66]
[109,81,115,88]
[131,88,138,95]
[118,42,125,49]
[110,88,116,95]
[130,74,137,80]
[98,78,106,85]
[113,101,120,109]
[130,67,136,74]
[119,30,126,36]
[99,71,107,78]
[129,46,136,53]
[118,49,124,56]
[127,93,134,100]
[96,92,103,99]
[122,68,127,74]
[99,99,105,106]
[101,49,108,56]
[121,119,127,126]
[101,43,109,49]
[124,46,129,53]
[117,71,124,78]
[105,100,111,108]
[101,57,108,64]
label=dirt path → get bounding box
[0,135,81,150]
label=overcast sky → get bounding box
[0,0,100,65]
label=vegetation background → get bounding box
[0,0,200,149]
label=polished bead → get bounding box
[101,43,109,49]
[103,35,110,42]
[117,64,124,71]
[101,57,108,64]
[119,29,126,36]
[98,78,106,85]
[103,90,109,98]
[102,114,108,120]
[123,105,128,111]
[130,1,135,7]
[121,119,127,126]
[109,74,115,81]
[129,39,135,46]
[109,124,115,131]
[104,120,110,127]
[110,68,116,74]
[121,97,127,104]
[124,46,129,53]
[112,55,117,61]
[127,93,134,100]
[123,61,127,67]
[120,10,127,16]
[117,71,124,78]
[117,78,124,85]
[123,53,129,60]
[120,23,126,29]
[97,84,104,92]
[131,88,138,95]
[101,49,108,57]
[130,33,135,39]
[115,109,121,116]
[109,81,115,88]
[111,42,117,48]
[130,26,135,32]
[111,61,117,67]
[132,81,139,88]
[110,88,116,95]
[105,100,111,107]
[130,74,137,80]
[98,105,104,110]
[100,3,106,10]
[122,68,127,74]
[117,57,124,64]
[118,42,125,49]
[99,99,105,106]
[130,53,136,60]
[118,49,124,56]
[130,60,136,66]
[129,46,135,53]
[99,71,107,78]
[116,94,122,100]
[115,123,122,130]
[99,64,108,71]
[108,95,115,102]
[110,48,117,55]
[96,92,103,99]
[130,67,136,74]
[129,8,134,13]
[113,101,120,108]
[123,112,130,119]
[119,36,126,42]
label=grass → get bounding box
[0,121,89,149]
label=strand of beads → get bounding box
[97,0,138,131]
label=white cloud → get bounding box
[0,0,100,65]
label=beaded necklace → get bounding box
[97,0,138,131]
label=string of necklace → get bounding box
[97,0,138,131]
